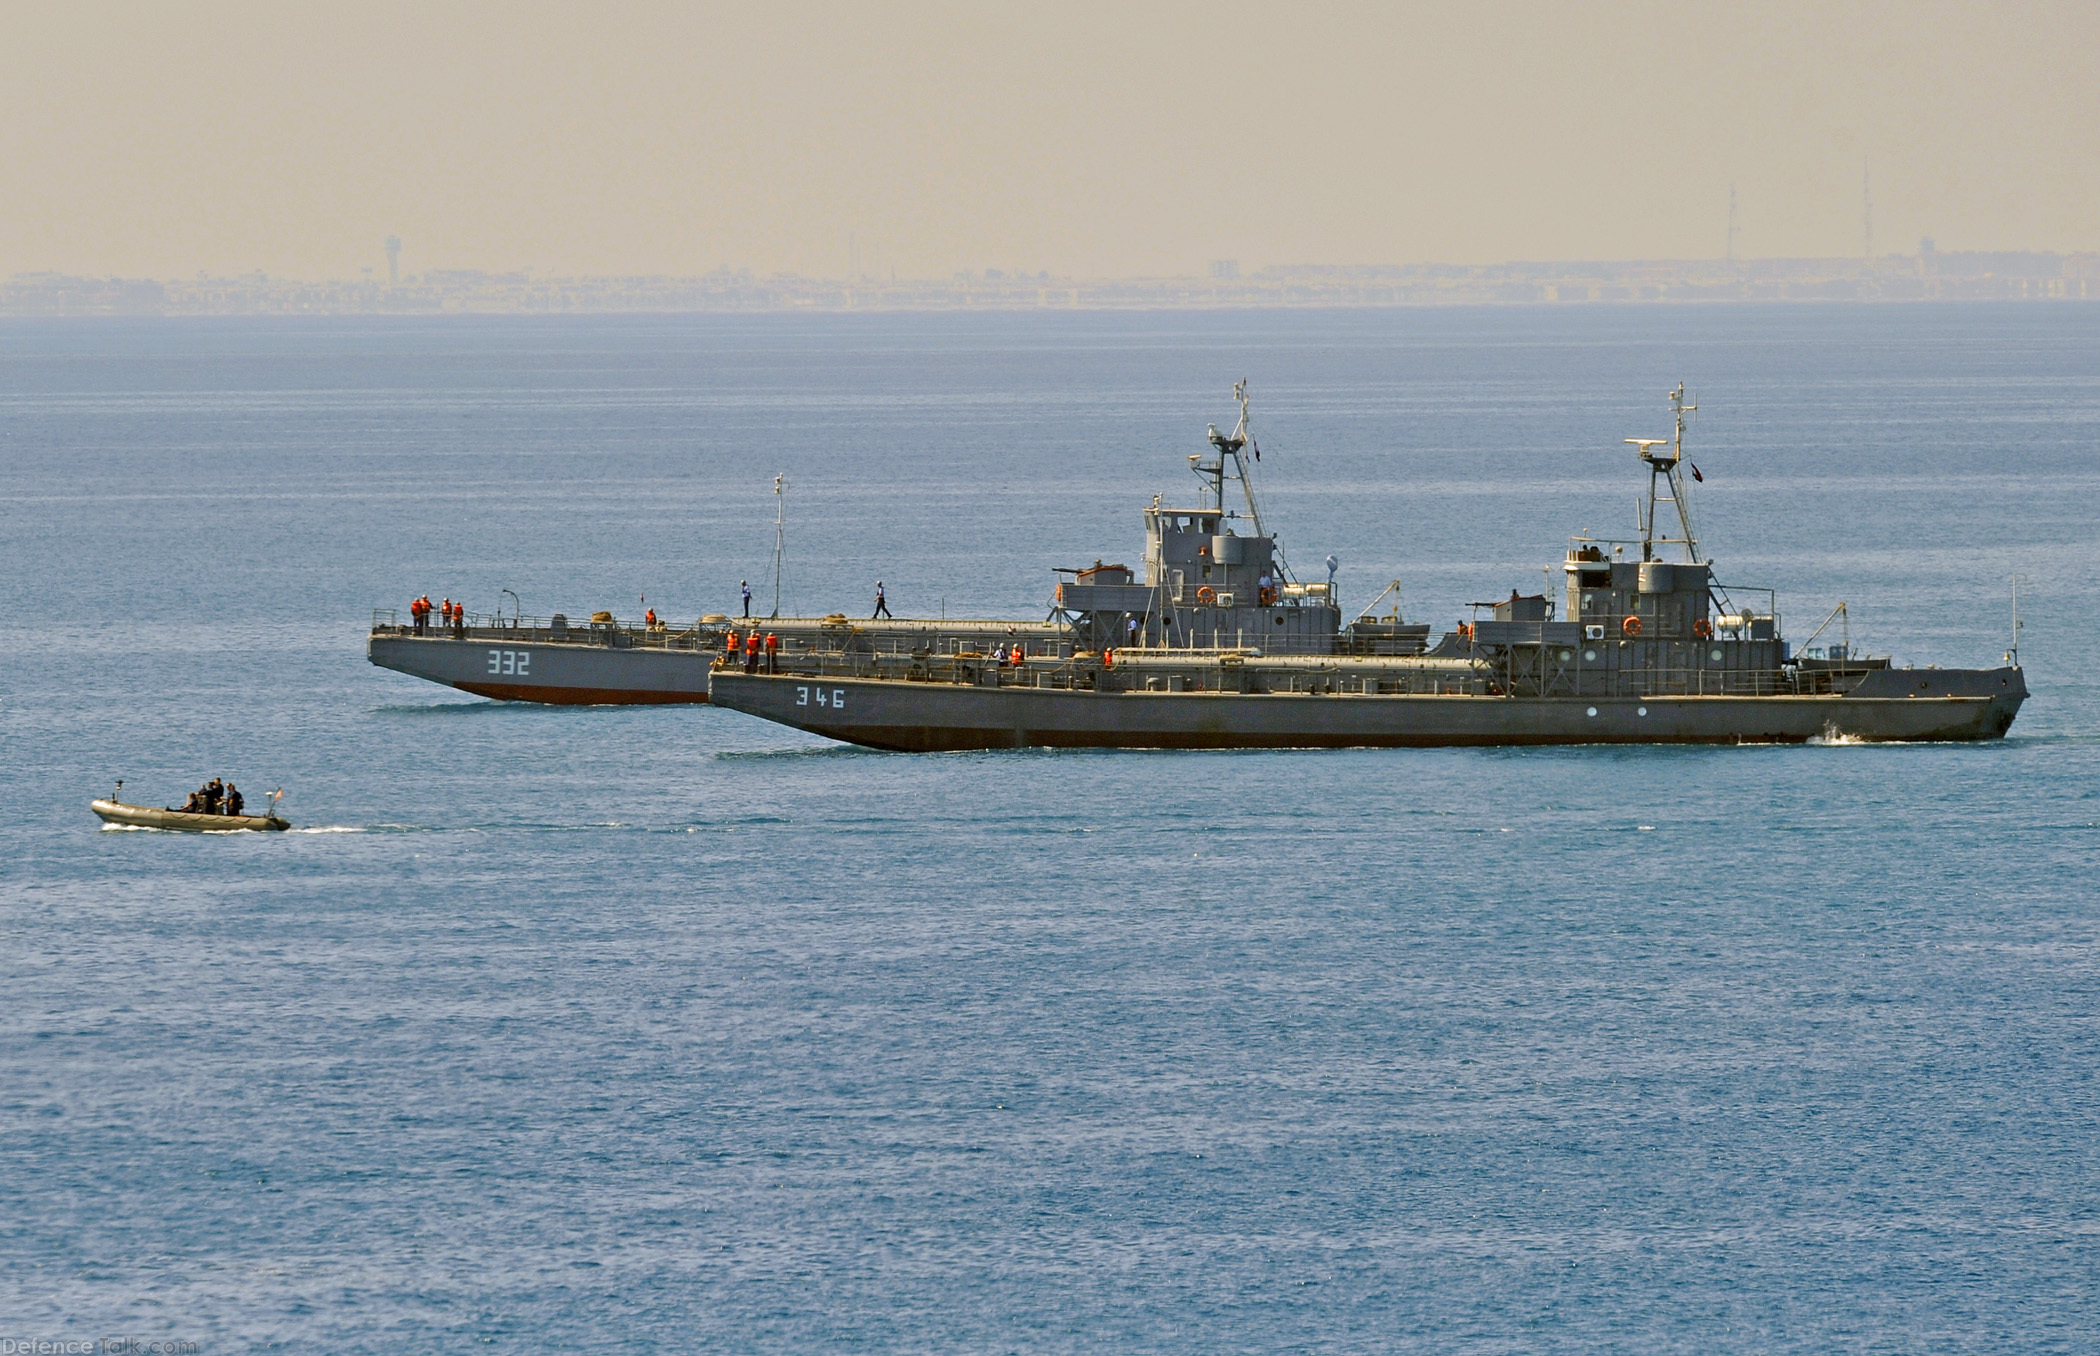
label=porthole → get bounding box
[1558,649,1573,662]
[1637,706,1648,717]
[1273,615,1285,626]
[1583,649,1598,663]
[1709,648,1724,663]
[1586,706,1598,718]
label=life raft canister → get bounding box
[1197,585,1216,605]
[1692,616,1713,640]
[1622,615,1643,636]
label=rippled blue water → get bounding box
[4,306,2098,1351]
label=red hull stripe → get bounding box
[453,681,709,706]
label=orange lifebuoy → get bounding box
[1197,585,1216,605]
[1692,616,1713,640]
[1622,615,1643,636]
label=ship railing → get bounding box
[751,650,1502,696]
[744,649,1842,700]
[370,609,720,651]
[764,635,1080,664]
[1577,668,1791,698]
[751,649,1104,691]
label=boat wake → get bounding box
[100,822,269,833]
[1808,724,1869,746]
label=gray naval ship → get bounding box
[369,481,1068,704]
[367,606,1066,705]
[706,384,2027,750]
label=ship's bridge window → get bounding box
[1202,518,1218,532]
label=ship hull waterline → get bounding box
[708,671,2025,752]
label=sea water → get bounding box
[2,305,2097,1351]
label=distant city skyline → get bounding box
[6,2,2097,280]
[10,245,2094,317]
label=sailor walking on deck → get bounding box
[873,580,892,619]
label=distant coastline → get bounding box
[7,248,2096,316]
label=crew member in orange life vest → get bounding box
[744,630,760,673]
[765,632,780,673]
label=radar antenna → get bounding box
[1624,384,1701,563]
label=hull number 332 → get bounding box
[797,686,847,710]
[487,650,531,676]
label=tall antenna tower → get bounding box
[1861,160,1874,261]
[1726,183,1741,266]
[384,235,401,284]
[769,473,788,619]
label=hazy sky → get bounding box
[5,1,2096,280]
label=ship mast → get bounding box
[1196,379,1270,540]
[769,472,787,619]
[1625,384,1702,563]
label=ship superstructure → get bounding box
[1052,382,1348,655]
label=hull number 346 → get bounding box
[798,686,847,710]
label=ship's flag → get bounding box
[1689,462,1703,482]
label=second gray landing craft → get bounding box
[368,610,1068,705]
[706,384,2027,750]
